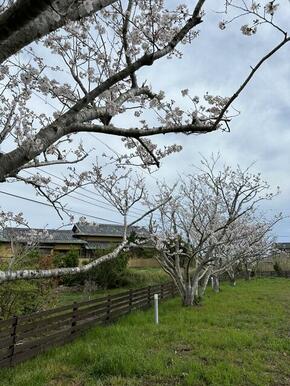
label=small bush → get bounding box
[273,261,284,276]
[53,249,79,268]
[61,249,129,289]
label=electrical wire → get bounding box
[22,170,140,220]
[0,189,124,225]
[34,167,145,216]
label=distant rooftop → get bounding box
[275,242,290,250]
[0,228,84,244]
[73,222,147,237]
[0,223,147,244]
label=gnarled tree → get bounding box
[147,156,280,306]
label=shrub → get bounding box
[62,249,128,289]
[273,261,284,276]
[53,249,79,268]
[122,268,168,288]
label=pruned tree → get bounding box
[147,156,280,306]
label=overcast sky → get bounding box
[1,0,290,241]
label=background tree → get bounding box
[205,216,279,292]
[147,156,281,306]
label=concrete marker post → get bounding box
[154,293,159,325]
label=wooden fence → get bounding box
[255,270,290,278]
[0,282,177,369]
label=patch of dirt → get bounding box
[173,344,192,356]
[48,374,85,386]
[140,376,181,386]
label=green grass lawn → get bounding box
[1,278,289,386]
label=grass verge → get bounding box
[1,278,289,386]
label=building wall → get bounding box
[0,242,13,259]
[0,241,82,259]
[52,244,82,255]
[128,258,160,268]
[257,253,290,272]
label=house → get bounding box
[72,223,135,258]
[0,223,148,260]
[274,242,290,254]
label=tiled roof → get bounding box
[275,242,290,249]
[0,223,148,245]
[0,228,85,244]
[73,222,147,237]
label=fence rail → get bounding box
[0,282,177,369]
[255,270,290,278]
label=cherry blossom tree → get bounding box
[0,1,287,283]
[0,0,288,187]
[147,156,281,306]
[203,215,280,293]
[0,169,166,283]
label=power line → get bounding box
[0,189,123,225]
[22,170,140,220]
[16,81,157,217]
[89,133,120,158]
[34,167,146,216]
[89,132,159,183]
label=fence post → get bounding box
[148,286,151,307]
[9,315,18,366]
[106,294,111,323]
[129,289,133,312]
[71,302,78,335]
[160,284,164,300]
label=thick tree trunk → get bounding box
[230,278,236,286]
[198,270,211,299]
[181,283,199,306]
[227,270,236,286]
[0,0,117,64]
[211,275,220,293]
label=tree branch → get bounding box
[0,0,118,63]
[0,240,127,283]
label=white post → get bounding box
[154,293,159,325]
